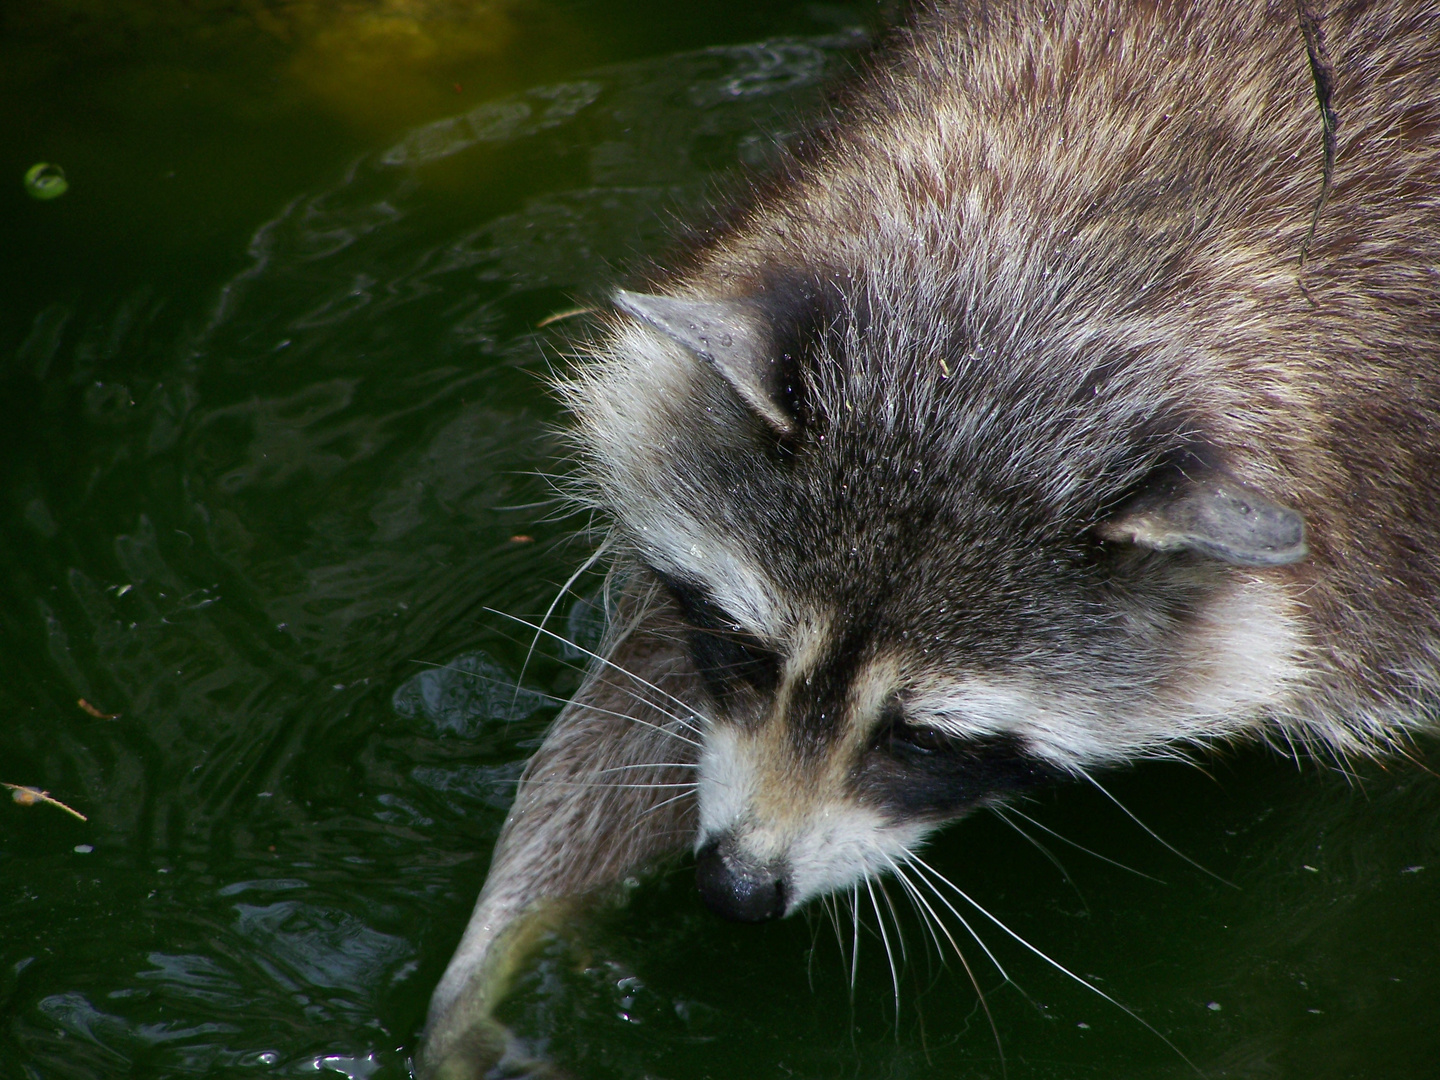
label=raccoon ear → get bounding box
[1098,469,1308,567]
[614,290,797,437]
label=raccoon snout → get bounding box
[695,836,788,923]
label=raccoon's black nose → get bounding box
[695,837,787,923]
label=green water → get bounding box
[3,2,1440,1077]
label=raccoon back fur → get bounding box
[419,1,1440,1075]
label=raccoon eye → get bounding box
[890,724,952,754]
[652,570,718,626]
[650,568,779,697]
[687,627,780,697]
[874,710,953,757]
[859,716,1059,821]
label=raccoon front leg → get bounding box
[418,588,702,1080]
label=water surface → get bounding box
[3,3,1439,1077]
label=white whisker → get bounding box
[865,876,901,1021]
[486,607,713,738]
[906,853,1205,1077]
[883,854,1007,1075]
[901,857,1013,985]
[634,788,696,819]
[850,884,861,994]
[887,859,943,966]
[529,780,697,791]
[822,892,848,974]
[512,541,611,714]
[488,623,710,739]
[405,658,703,750]
[1077,770,1236,888]
[884,858,944,963]
[877,877,909,967]
[992,809,1088,911]
[998,805,1165,884]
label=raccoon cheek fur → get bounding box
[418,1,1440,1075]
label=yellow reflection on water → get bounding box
[7,0,580,139]
[252,0,527,127]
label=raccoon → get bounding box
[418,0,1440,1074]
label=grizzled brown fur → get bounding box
[420,2,1440,1075]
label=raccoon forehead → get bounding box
[576,288,1199,552]
[648,532,784,639]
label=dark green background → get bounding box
[3,2,1439,1077]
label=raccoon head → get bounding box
[563,276,1308,922]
